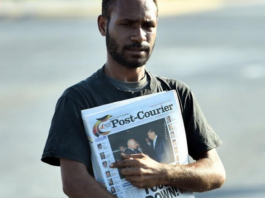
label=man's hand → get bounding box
[110,149,226,192]
[110,153,166,188]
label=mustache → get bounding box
[123,43,150,51]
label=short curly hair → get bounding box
[102,0,158,20]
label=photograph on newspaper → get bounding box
[108,118,175,179]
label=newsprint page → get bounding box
[82,91,195,198]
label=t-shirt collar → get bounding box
[97,65,158,98]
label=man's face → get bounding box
[119,146,125,152]
[106,171,111,177]
[128,139,138,149]
[148,131,155,140]
[106,0,157,69]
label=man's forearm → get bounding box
[61,159,114,198]
[162,154,226,192]
[63,173,114,198]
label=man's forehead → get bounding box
[112,0,157,20]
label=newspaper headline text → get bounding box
[111,104,174,128]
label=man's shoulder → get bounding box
[124,148,133,154]
[57,69,104,108]
[65,70,99,92]
[151,73,191,96]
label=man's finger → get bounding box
[129,153,146,159]
[121,167,150,176]
[120,153,132,159]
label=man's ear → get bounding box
[98,15,107,36]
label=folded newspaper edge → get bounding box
[81,90,195,198]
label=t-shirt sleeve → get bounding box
[41,96,93,173]
[182,90,222,160]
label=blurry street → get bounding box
[0,1,265,198]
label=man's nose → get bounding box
[131,27,147,43]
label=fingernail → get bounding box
[109,163,113,168]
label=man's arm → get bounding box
[60,159,115,198]
[110,148,226,192]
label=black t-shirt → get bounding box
[41,67,222,175]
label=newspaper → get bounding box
[81,90,195,198]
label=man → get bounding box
[102,161,108,168]
[147,129,170,163]
[173,139,177,147]
[100,152,106,160]
[119,145,125,153]
[136,141,144,153]
[97,143,102,150]
[108,179,114,186]
[169,124,173,131]
[166,116,171,123]
[106,171,111,178]
[41,0,226,197]
[111,186,116,194]
[124,139,142,154]
[114,145,125,161]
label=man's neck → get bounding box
[104,60,145,82]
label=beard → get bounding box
[106,26,155,69]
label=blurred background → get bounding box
[1,0,265,197]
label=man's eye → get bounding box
[121,23,131,27]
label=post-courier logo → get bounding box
[93,115,112,137]
[93,104,174,137]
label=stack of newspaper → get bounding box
[81,90,194,198]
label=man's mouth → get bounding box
[126,49,147,56]
[124,43,150,52]
[127,48,148,51]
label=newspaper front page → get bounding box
[82,91,195,198]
